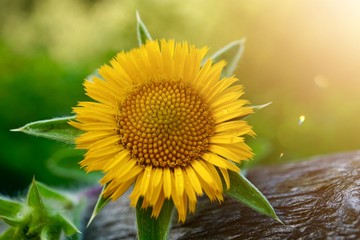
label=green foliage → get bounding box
[225,171,281,223]
[0,180,83,240]
[136,11,152,46]
[87,185,110,227]
[7,13,280,240]
[12,116,81,144]
[0,198,27,226]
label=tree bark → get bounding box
[84,151,360,240]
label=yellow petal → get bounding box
[163,168,172,198]
[85,145,119,159]
[151,192,165,218]
[196,175,217,201]
[183,171,197,203]
[192,60,213,89]
[115,164,143,184]
[152,168,163,188]
[215,120,251,133]
[209,144,242,163]
[171,172,186,222]
[173,42,187,79]
[160,39,175,78]
[219,168,230,189]
[191,160,214,184]
[201,153,239,172]
[87,135,121,152]
[149,178,163,206]
[111,178,135,199]
[204,162,223,192]
[179,193,188,223]
[102,150,131,173]
[197,60,225,94]
[140,165,152,195]
[76,131,114,145]
[210,135,244,144]
[71,122,118,132]
[219,142,254,161]
[206,77,238,101]
[129,172,144,206]
[185,167,203,196]
[210,91,243,109]
[188,198,196,213]
[213,100,250,119]
[174,167,185,198]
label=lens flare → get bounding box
[298,115,305,125]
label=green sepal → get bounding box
[35,181,74,209]
[11,116,82,144]
[56,214,81,236]
[0,198,28,226]
[210,39,246,77]
[136,11,152,46]
[0,180,83,239]
[87,185,110,227]
[27,179,45,211]
[136,198,174,240]
[40,226,61,240]
[225,171,282,223]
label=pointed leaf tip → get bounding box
[252,102,272,111]
[10,128,22,132]
[225,171,280,222]
[87,185,110,227]
[136,11,152,46]
[27,180,44,210]
[58,214,82,235]
[12,116,82,144]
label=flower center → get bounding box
[118,81,215,168]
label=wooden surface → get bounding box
[84,151,360,239]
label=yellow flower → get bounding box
[70,40,255,222]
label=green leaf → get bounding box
[27,179,45,211]
[40,225,61,240]
[36,181,74,208]
[0,198,27,225]
[225,171,281,223]
[210,39,246,77]
[11,116,82,144]
[136,199,174,240]
[136,11,152,46]
[87,185,110,227]
[56,214,80,236]
[67,198,87,240]
[0,180,84,239]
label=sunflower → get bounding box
[70,40,255,222]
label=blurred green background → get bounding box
[1,0,360,195]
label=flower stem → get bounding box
[136,199,174,240]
